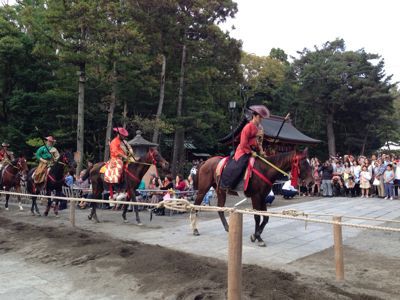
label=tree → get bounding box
[293,39,395,156]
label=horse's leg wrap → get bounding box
[191,210,200,236]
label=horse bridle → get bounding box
[124,149,158,183]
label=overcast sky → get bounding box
[221,0,399,84]
[3,0,399,84]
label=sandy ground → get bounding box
[1,196,399,299]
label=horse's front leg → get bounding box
[217,189,229,232]
[88,193,99,223]
[15,186,23,211]
[255,216,269,247]
[31,190,41,216]
[251,215,267,247]
[44,191,52,217]
[121,194,129,223]
[219,211,229,233]
[34,191,41,216]
[53,190,60,217]
[5,191,9,210]
[31,196,35,215]
[132,193,142,226]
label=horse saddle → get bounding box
[218,156,255,192]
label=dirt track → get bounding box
[1,210,396,300]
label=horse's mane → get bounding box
[266,150,296,165]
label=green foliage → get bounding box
[292,39,395,157]
[0,2,397,166]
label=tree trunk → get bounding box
[76,63,85,175]
[122,99,127,129]
[172,45,186,176]
[104,61,117,161]
[152,54,166,144]
[326,112,336,157]
[360,126,370,156]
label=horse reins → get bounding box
[252,152,307,186]
[124,149,158,183]
[254,153,290,177]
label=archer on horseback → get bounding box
[104,127,135,199]
[220,105,270,192]
[0,142,15,171]
[33,136,60,184]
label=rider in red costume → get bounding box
[220,105,270,190]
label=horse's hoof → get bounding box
[19,207,24,211]
[136,222,143,226]
[31,212,35,216]
[258,241,266,247]
[123,219,129,223]
[55,214,60,218]
[88,215,92,220]
[5,207,9,211]
[250,234,256,243]
[193,229,200,236]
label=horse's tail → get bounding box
[192,161,205,191]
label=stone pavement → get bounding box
[114,196,400,267]
[3,196,400,269]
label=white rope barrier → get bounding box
[1,190,400,232]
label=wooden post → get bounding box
[333,216,344,281]
[70,200,76,227]
[228,212,243,300]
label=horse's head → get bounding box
[146,147,169,171]
[295,148,314,186]
[16,156,29,178]
[59,152,76,173]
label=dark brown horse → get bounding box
[27,152,74,216]
[193,149,313,246]
[0,157,29,210]
[88,147,169,224]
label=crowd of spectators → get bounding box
[306,153,399,200]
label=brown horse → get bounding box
[193,149,313,246]
[88,147,169,224]
[0,157,29,210]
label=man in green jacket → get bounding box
[33,136,60,184]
